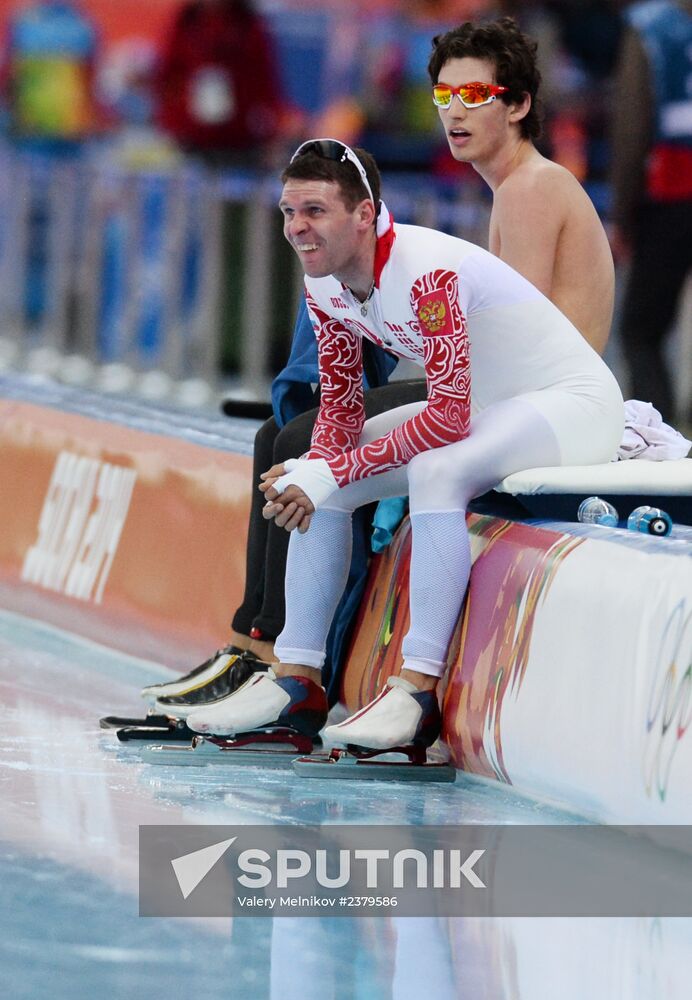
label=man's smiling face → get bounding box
[279,178,370,282]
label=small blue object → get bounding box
[577,496,619,527]
[371,496,408,553]
[626,506,673,537]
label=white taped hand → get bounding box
[272,457,339,509]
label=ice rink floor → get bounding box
[2,607,690,1000]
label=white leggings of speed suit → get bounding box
[274,398,561,678]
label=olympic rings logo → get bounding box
[644,599,692,801]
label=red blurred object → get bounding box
[550,112,588,183]
[646,144,692,201]
[155,1,282,154]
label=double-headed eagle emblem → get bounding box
[418,297,447,333]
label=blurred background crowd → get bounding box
[0,0,689,425]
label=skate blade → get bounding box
[293,754,457,783]
[100,714,173,730]
[141,741,304,767]
[116,723,196,743]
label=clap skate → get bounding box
[103,715,199,744]
[100,711,198,742]
[141,728,317,767]
[100,647,266,742]
[293,676,456,782]
[143,669,328,766]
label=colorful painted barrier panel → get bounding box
[342,515,692,823]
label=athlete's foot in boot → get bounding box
[153,648,267,716]
[142,642,251,703]
[187,667,328,737]
[228,629,253,654]
[234,626,277,665]
[324,676,442,752]
[399,669,439,692]
[248,636,276,663]
[273,662,322,684]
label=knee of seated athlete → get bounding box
[406,448,472,511]
[406,449,449,491]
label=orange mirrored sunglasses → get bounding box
[432,82,509,109]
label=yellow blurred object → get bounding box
[114,133,182,171]
[15,56,95,137]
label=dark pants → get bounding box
[620,200,692,423]
[231,379,428,641]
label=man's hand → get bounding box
[259,462,288,494]
[259,464,314,533]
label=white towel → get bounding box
[615,400,692,462]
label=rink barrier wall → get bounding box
[342,515,692,823]
[3,382,692,822]
[0,393,255,667]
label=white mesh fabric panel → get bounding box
[274,508,353,669]
[401,510,471,677]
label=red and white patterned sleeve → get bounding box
[303,293,366,460]
[325,269,471,487]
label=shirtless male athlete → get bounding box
[183,141,624,754]
[429,17,614,354]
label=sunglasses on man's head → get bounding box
[290,138,375,205]
[432,82,509,109]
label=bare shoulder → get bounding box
[493,154,596,245]
[495,157,587,216]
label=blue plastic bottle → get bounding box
[626,506,673,537]
[577,497,619,527]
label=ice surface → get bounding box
[1,608,690,1000]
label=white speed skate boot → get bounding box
[293,676,456,782]
[142,671,329,767]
